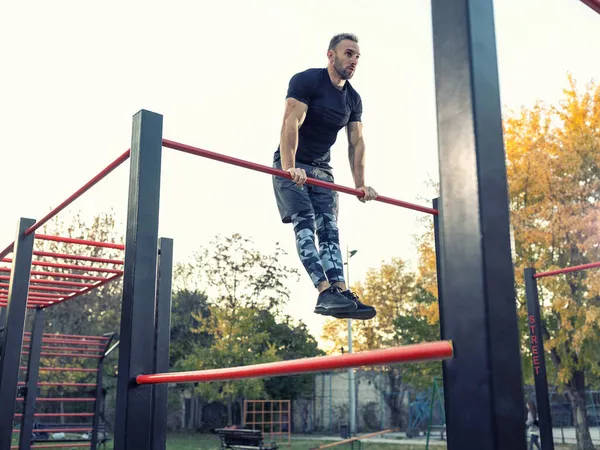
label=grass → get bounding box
[16,431,583,449]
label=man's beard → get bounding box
[334,55,352,80]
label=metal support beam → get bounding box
[19,308,46,450]
[152,238,174,450]
[0,217,36,450]
[524,268,554,450]
[431,1,526,448]
[114,110,163,450]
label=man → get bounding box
[272,33,377,320]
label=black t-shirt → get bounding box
[274,68,363,168]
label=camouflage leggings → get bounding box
[291,210,345,287]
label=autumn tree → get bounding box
[174,233,314,425]
[505,76,600,450]
[321,257,441,427]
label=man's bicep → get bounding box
[346,121,363,146]
[283,97,308,126]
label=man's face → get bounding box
[331,40,360,80]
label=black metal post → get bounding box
[0,217,36,450]
[431,1,526,449]
[19,308,46,450]
[151,238,173,450]
[524,268,554,450]
[432,198,445,339]
[91,334,116,450]
[114,110,163,450]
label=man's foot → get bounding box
[314,286,358,316]
[333,290,377,320]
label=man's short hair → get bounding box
[328,33,358,51]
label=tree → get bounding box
[504,75,600,450]
[174,233,302,425]
[321,257,441,427]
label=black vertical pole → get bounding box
[114,109,163,450]
[19,308,45,450]
[432,198,445,339]
[0,307,6,360]
[0,217,36,450]
[151,238,173,450]
[524,268,554,450]
[91,335,115,450]
[430,1,526,449]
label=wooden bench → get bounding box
[216,428,278,450]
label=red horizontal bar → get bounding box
[14,413,94,417]
[36,345,103,353]
[33,251,124,265]
[0,283,80,294]
[26,332,110,341]
[21,367,99,372]
[14,428,93,433]
[0,274,95,288]
[1,258,123,274]
[40,271,122,309]
[16,397,96,401]
[534,261,600,279]
[12,444,91,449]
[581,0,600,15]
[163,139,439,216]
[19,382,97,387]
[24,149,131,236]
[0,298,54,305]
[22,351,102,358]
[136,341,453,384]
[1,291,64,299]
[0,302,37,309]
[35,234,125,250]
[24,338,105,347]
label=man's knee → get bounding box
[316,213,339,243]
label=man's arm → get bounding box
[346,121,366,188]
[347,121,377,202]
[280,98,307,170]
[280,98,308,185]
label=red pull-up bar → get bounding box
[136,341,453,385]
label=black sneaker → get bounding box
[314,286,358,316]
[333,290,377,320]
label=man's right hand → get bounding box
[285,167,307,186]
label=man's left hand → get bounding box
[356,186,378,203]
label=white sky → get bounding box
[1,0,599,344]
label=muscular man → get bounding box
[272,33,377,320]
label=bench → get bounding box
[216,428,278,450]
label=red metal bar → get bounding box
[25,149,131,236]
[581,0,600,14]
[13,428,93,433]
[19,382,97,387]
[21,367,99,372]
[26,332,110,341]
[1,258,123,274]
[40,271,123,309]
[24,338,105,347]
[36,346,103,353]
[22,351,102,358]
[162,139,439,216]
[0,242,14,260]
[33,251,124,265]
[1,291,64,299]
[0,302,37,309]
[35,234,125,250]
[14,413,94,417]
[0,274,96,287]
[16,398,95,402]
[136,341,453,384]
[534,261,600,279]
[12,444,91,449]
[0,283,81,294]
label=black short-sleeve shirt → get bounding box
[274,68,363,169]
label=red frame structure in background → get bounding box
[243,400,291,447]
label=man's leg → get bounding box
[272,161,356,315]
[309,168,376,320]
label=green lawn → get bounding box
[16,431,582,449]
